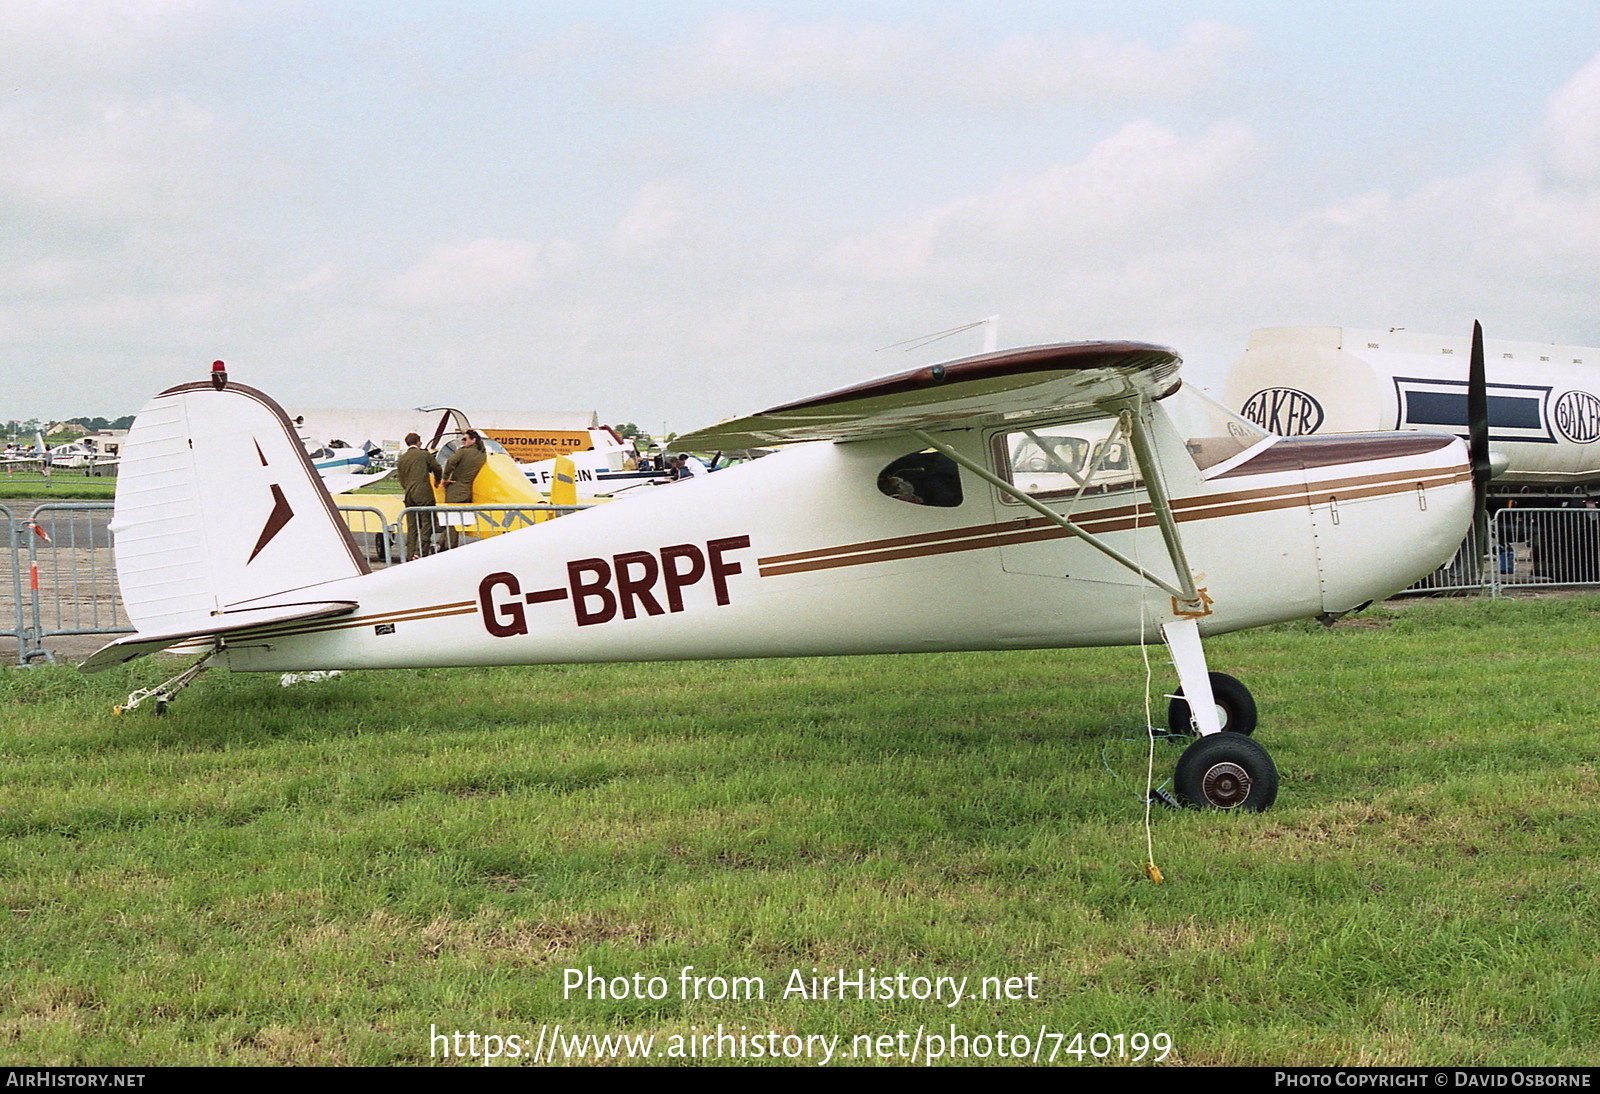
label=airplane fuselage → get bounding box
[213,410,1473,672]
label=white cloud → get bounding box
[611,179,693,255]
[1539,49,1600,182]
[1268,48,1600,319]
[644,12,920,99]
[387,239,547,307]
[0,0,220,82]
[639,15,1250,106]
[0,258,82,293]
[825,121,1258,280]
[0,94,221,220]
[960,20,1253,106]
[281,264,340,296]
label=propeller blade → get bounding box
[1467,320,1490,564]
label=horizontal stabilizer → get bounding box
[81,600,358,673]
[674,342,1181,449]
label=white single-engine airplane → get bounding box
[85,346,1481,811]
[2,434,119,472]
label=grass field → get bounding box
[2,596,1597,1066]
[0,472,116,502]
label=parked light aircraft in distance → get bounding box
[0,433,50,465]
[86,346,1482,811]
[48,440,118,471]
[1,434,119,473]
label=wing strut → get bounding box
[1115,397,1204,611]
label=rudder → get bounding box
[110,379,369,638]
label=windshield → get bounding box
[1159,382,1271,472]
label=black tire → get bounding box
[1167,671,1256,736]
[1173,733,1278,812]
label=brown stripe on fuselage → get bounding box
[757,462,1468,577]
[1170,465,1469,515]
[762,460,1463,570]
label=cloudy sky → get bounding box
[4,1,1600,434]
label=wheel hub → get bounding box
[1201,761,1251,808]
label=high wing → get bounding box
[673,342,1181,450]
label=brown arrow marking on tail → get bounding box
[248,483,294,563]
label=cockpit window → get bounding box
[994,415,1141,501]
[877,450,963,507]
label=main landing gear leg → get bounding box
[1159,619,1278,811]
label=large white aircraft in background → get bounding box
[86,344,1480,812]
[1227,325,1596,497]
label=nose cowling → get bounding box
[1298,433,1475,611]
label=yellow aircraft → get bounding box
[335,408,584,558]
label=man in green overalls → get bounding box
[397,431,443,560]
[439,429,487,550]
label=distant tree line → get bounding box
[66,415,135,432]
[5,416,134,443]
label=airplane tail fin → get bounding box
[535,455,577,524]
[106,374,370,646]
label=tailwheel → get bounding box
[1167,671,1256,736]
[1173,732,1278,812]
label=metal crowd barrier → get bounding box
[337,505,398,567]
[1489,505,1600,591]
[0,504,23,659]
[1406,526,1492,595]
[7,502,130,665]
[387,504,589,562]
[0,463,117,483]
[1404,506,1600,596]
[1,502,592,664]
[26,502,130,663]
